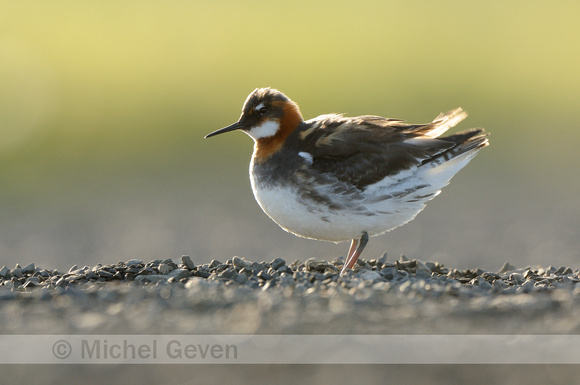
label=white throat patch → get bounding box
[246,120,280,141]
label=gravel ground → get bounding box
[1,255,580,334]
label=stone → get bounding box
[311,272,325,282]
[492,279,508,289]
[181,255,195,270]
[249,262,266,272]
[37,269,50,278]
[476,277,493,291]
[473,268,486,276]
[562,267,574,275]
[499,262,517,273]
[85,271,99,280]
[416,260,432,274]
[138,267,155,275]
[169,269,190,280]
[218,268,235,279]
[305,258,334,272]
[379,267,399,280]
[270,258,286,270]
[521,280,536,293]
[257,271,273,281]
[193,270,211,278]
[428,262,449,275]
[377,252,388,265]
[555,266,573,275]
[415,270,432,279]
[482,272,501,281]
[523,269,537,279]
[158,264,172,275]
[69,267,86,276]
[134,275,169,283]
[23,279,39,289]
[509,273,525,285]
[359,270,382,282]
[65,274,84,283]
[396,259,417,273]
[126,259,144,267]
[234,273,248,284]
[261,280,276,290]
[332,257,346,267]
[232,256,250,269]
[97,270,114,279]
[21,263,35,275]
[0,266,9,279]
[425,261,437,270]
[125,267,141,274]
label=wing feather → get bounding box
[297,109,483,190]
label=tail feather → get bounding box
[422,108,468,138]
[418,129,487,165]
[420,129,489,183]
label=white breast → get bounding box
[249,180,428,243]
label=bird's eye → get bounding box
[256,104,268,115]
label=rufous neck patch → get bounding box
[254,101,303,163]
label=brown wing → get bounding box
[299,113,470,190]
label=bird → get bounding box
[205,88,489,275]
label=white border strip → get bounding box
[1,335,579,364]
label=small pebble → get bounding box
[499,262,517,273]
[270,258,286,270]
[11,268,23,278]
[169,269,190,280]
[158,264,172,275]
[377,252,388,265]
[85,272,99,280]
[396,259,417,273]
[305,258,334,272]
[232,256,250,269]
[181,255,195,270]
[97,270,114,279]
[134,275,169,284]
[257,271,273,281]
[359,270,382,282]
[380,267,399,281]
[21,263,36,275]
[415,260,432,274]
[0,266,10,279]
[234,273,248,284]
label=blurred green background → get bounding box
[1,0,579,271]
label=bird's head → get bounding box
[205,88,303,142]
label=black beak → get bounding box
[204,121,243,138]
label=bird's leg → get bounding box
[342,238,360,274]
[340,231,369,275]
